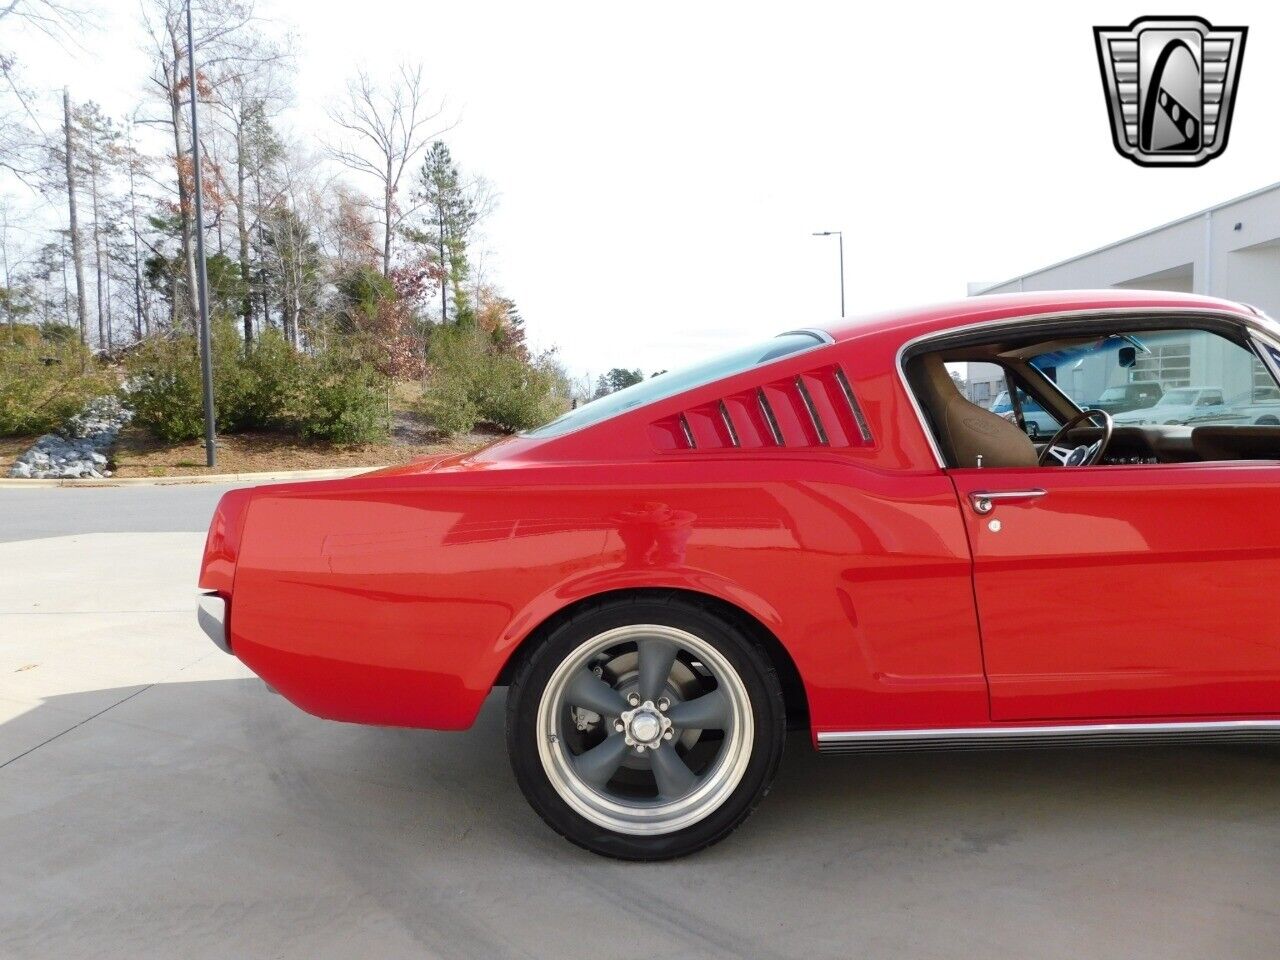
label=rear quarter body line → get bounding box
[224,458,990,738]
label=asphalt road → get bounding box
[1,484,1278,959]
[0,483,233,542]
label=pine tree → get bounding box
[413,141,478,324]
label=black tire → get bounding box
[505,594,786,860]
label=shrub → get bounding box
[419,374,478,435]
[418,325,563,435]
[125,321,273,441]
[123,321,388,445]
[219,326,301,433]
[0,330,115,436]
[121,334,205,442]
[474,352,559,431]
[37,322,81,346]
[294,349,390,445]
[0,324,41,349]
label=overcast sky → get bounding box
[5,1,1280,377]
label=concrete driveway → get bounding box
[1,486,1278,959]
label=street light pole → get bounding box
[811,230,845,318]
[187,0,217,468]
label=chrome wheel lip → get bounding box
[535,624,754,837]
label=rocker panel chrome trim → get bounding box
[816,720,1280,753]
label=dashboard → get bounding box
[1053,425,1280,465]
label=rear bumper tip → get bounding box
[198,592,231,654]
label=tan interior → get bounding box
[908,326,1280,469]
[914,353,1039,469]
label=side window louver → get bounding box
[649,364,873,451]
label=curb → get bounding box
[0,466,382,489]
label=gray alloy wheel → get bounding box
[534,624,754,836]
[506,595,785,859]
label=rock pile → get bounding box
[7,397,132,480]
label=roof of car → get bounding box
[818,289,1256,345]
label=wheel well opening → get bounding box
[496,587,811,730]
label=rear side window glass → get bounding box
[523,332,828,439]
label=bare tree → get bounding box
[209,38,290,346]
[0,2,90,184]
[260,143,325,348]
[140,0,271,330]
[0,200,19,290]
[328,64,449,276]
[320,183,379,271]
[71,100,125,350]
[0,53,40,184]
[122,115,151,338]
[0,197,39,307]
[61,87,87,344]
[0,0,83,37]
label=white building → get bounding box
[969,182,1280,411]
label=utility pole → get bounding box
[62,89,89,347]
[811,230,845,318]
[187,0,217,468]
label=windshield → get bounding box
[523,331,829,439]
[1027,328,1278,417]
[1158,388,1198,406]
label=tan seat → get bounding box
[914,354,1039,469]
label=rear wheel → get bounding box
[506,596,785,860]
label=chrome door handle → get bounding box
[969,489,1047,515]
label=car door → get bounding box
[949,462,1280,721]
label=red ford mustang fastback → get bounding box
[198,290,1280,859]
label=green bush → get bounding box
[474,352,558,431]
[219,326,302,432]
[123,333,209,443]
[0,330,115,436]
[294,349,390,444]
[419,374,478,435]
[418,325,562,435]
[123,321,389,446]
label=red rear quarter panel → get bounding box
[228,458,985,734]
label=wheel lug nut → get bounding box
[614,720,624,732]
[657,697,670,712]
[663,730,673,740]
[635,744,646,753]
[627,693,640,706]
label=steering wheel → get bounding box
[1038,408,1114,467]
